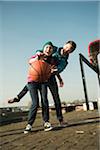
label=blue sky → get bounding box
[0,1,99,107]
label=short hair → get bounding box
[65,40,77,52]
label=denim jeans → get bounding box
[17,85,28,100]
[17,76,63,123]
[40,75,63,122]
[27,81,49,125]
[39,76,63,122]
[48,75,63,122]
[39,83,49,122]
[27,82,40,125]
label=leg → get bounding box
[39,83,53,131]
[8,84,28,103]
[40,83,49,122]
[27,82,39,126]
[17,85,28,100]
[48,75,63,122]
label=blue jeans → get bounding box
[27,81,49,125]
[40,75,63,122]
[48,75,63,122]
[17,85,28,100]
[27,82,40,125]
[17,76,63,123]
[39,83,49,122]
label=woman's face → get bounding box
[43,45,53,56]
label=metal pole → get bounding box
[79,53,98,74]
[97,58,100,87]
[79,53,100,87]
[97,72,100,87]
[79,54,89,110]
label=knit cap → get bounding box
[42,41,54,50]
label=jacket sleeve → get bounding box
[57,59,68,73]
[28,54,39,64]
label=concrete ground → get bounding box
[0,110,100,150]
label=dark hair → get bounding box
[66,41,77,52]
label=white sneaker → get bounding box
[24,124,32,134]
[44,122,53,131]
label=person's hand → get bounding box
[59,80,64,87]
[38,52,46,60]
[51,65,58,74]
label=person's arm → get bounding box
[29,54,38,64]
[56,73,64,87]
[57,59,68,73]
[29,52,44,64]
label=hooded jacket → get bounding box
[52,47,69,73]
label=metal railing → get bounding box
[79,53,100,110]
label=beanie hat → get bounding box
[42,41,54,50]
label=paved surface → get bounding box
[0,110,100,150]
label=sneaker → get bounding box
[24,124,32,134]
[8,97,20,103]
[59,121,68,128]
[44,122,53,131]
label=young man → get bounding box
[47,41,77,126]
[8,40,77,132]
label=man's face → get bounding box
[43,45,53,56]
[62,43,73,55]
